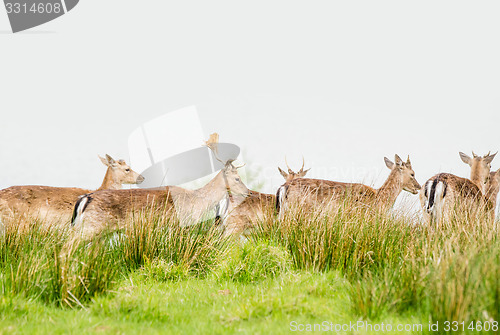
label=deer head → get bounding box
[221,160,249,197]
[278,157,311,183]
[384,154,420,194]
[99,154,145,187]
[459,151,497,193]
[205,133,249,198]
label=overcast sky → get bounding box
[0,1,499,211]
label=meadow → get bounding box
[0,203,498,335]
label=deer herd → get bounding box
[0,134,499,243]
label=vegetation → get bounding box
[0,204,498,334]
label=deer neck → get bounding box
[375,169,403,207]
[470,165,487,194]
[97,167,121,191]
[195,171,231,207]
[485,183,500,208]
[170,171,237,225]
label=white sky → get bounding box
[0,1,499,211]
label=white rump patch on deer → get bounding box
[431,182,446,214]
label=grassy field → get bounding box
[0,205,498,334]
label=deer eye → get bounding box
[125,168,131,172]
[235,178,240,182]
[411,173,415,177]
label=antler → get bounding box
[205,133,219,153]
[298,156,305,173]
[223,159,245,170]
[284,156,293,174]
[204,133,225,164]
[472,151,478,158]
[204,133,245,169]
[233,162,246,169]
[285,156,308,173]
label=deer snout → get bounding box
[410,182,421,195]
[404,181,421,195]
[136,175,145,184]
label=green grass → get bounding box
[0,205,498,334]
[1,271,430,335]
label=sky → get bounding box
[0,1,499,212]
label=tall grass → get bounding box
[0,208,228,307]
[0,198,498,328]
[250,198,500,324]
[115,207,229,277]
[0,218,119,307]
[269,202,418,276]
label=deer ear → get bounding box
[405,155,412,169]
[298,168,311,177]
[394,154,403,166]
[105,154,118,167]
[384,157,394,170]
[484,152,497,165]
[459,152,472,166]
[99,155,109,167]
[278,167,288,179]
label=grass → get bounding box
[0,272,354,334]
[0,203,498,334]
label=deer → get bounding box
[459,151,496,194]
[216,158,310,237]
[70,134,249,240]
[486,169,500,220]
[276,154,421,218]
[0,154,144,225]
[420,151,497,224]
[278,157,311,183]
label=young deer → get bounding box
[420,151,497,224]
[71,136,249,240]
[277,154,420,217]
[216,158,310,237]
[0,155,144,225]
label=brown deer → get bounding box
[486,169,500,220]
[0,155,144,225]
[277,154,421,217]
[216,158,310,237]
[420,151,497,224]
[459,151,496,193]
[71,135,249,240]
[278,157,310,183]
